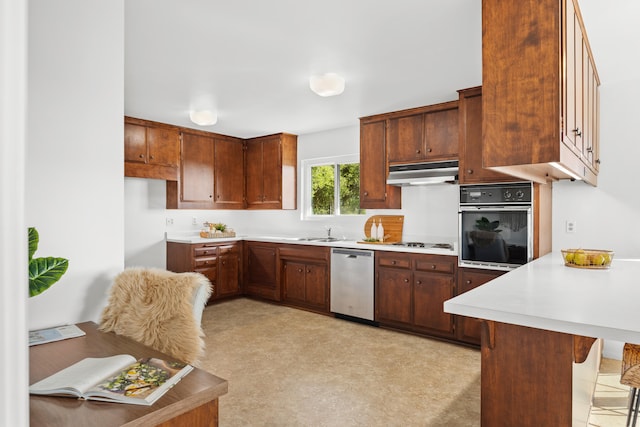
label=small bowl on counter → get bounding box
[561,249,614,269]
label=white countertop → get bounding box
[165,233,458,256]
[444,252,640,344]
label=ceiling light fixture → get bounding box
[189,110,217,126]
[309,73,345,97]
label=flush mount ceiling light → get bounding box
[309,73,345,97]
[189,110,217,126]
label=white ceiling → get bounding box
[124,0,638,139]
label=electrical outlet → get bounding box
[192,217,198,226]
[566,220,576,233]
[166,218,174,226]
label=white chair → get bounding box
[99,268,212,364]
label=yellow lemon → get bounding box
[564,252,575,264]
[592,254,605,266]
[573,252,588,266]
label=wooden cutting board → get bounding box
[362,215,404,243]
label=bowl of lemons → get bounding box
[561,249,614,269]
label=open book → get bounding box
[29,355,193,405]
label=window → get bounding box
[302,155,365,218]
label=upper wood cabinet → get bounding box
[458,87,515,184]
[124,117,180,180]
[213,137,245,209]
[166,130,246,210]
[245,133,297,210]
[358,119,401,209]
[167,131,215,209]
[482,0,600,185]
[386,101,459,164]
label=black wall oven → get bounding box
[459,182,533,270]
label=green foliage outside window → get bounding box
[310,163,364,216]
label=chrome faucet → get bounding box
[326,227,332,238]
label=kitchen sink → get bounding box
[298,237,343,242]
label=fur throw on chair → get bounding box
[99,268,212,365]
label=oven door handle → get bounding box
[459,205,532,212]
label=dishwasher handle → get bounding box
[332,248,373,258]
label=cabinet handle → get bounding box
[222,261,226,266]
[416,149,421,154]
[572,128,582,137]
[209,195,213,198]
[586,147,593,153]
[391,260,397,265]
[363,191,368,196]
[596,159,601,164]
[466,280,472,284]
[426,148,432,153]
[466,169,473,174]
[307,269,311,273]
[298,268,303,273]
[138,154,144,159]
[149,155,154,160]
[431,265,436,269]
[416,280,422,285]
[404,278,409,283]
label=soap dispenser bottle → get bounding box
[370,220,377,241]
[377,219,384,242]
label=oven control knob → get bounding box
[503,190,512,200]
[515,190,525,199]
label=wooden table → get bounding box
[29,322,228,426]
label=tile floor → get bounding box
[589,358,632,426]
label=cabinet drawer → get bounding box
[194,246,218,257]
[218,244,239,256]
[414,256,455,274]
[377,254,411,269]
[195,257,217,267]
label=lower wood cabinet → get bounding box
[455,267,506,345]
[376,251,456,339]
[166,241,242,304]
[279,245,330,314]
[244,241,280,301]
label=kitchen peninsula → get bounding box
[444,253,640,426]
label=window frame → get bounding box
[301,154,363,220]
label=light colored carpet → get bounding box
[199,298,481,427]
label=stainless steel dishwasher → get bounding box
[330,248,375,321]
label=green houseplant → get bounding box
[28,227,69,297]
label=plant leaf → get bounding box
[29,257,69,297]
[28,227,39,261]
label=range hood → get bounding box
[387,160,459,186]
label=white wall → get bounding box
[124,125,459,267]
[1,0,28,424]
[26,0,125,330]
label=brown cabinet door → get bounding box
[260,137,282,207]
[245,243,280,301]
[245,139,264,206]
[147,126,179,167]
[217,248,240,298]
[456,268,506,345]
[413,272,454,335]
[303,263,327,309]
[283,261,306,303]
[359,120,401,209]
[124,122,147,163]
[458,87,514,184]
[423,107,458,161]
[180,133,215,208]
[376,267,412,324]
[213,138,245,209]
[387,114,424,163]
